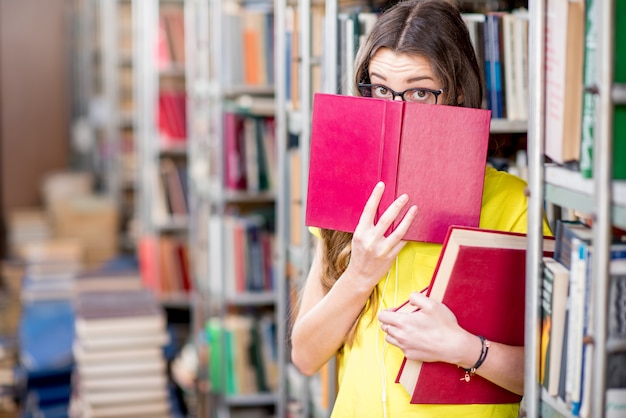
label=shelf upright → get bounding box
[99,0,122,201]
[133,0,159,241]
[590,0,615,415]
[274,0,289,415]
[523,0,547,415]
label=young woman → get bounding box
[291,0,550,416]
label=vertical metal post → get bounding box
[274,0,288,415]
[591,0,614,415]
[524,0,546,416]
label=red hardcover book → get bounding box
[305,93,492,244]
[395,226,555,404]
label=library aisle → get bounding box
[2,0,625,417]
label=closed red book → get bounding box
[305,93,492,244]
[395,226,556,404]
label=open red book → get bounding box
[305,93,492,243]
[395,226,555,404]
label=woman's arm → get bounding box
[291,182,418,375]
[378,291,525,394]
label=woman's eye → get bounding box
[408,89,429,101]
[374,86,390,97]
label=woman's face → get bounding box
[367,47,446,104]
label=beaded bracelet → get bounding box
[459,335,491,382]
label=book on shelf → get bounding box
[138,235,192,296]
[605,388,626,418]
[394,226,555,404]
[396,226,554,404]
[159,157,188,216]
[161,5,185,65]
[541,256,569,397]
[224,112,276,193]
[483,12,506,119]
[462,13,486,108]
[158,89,187,143]
[544,0,585,165]
[306,93,492,244]
[580,0,626,180]
[579,0,596,179]
[242,6,274,86]
[206,313,278,396]
[613,0,626,179]
[553,220,593,269]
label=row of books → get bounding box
[540,220,626,417]
[285,6,529,124]
[208,212,276,299]
[158,90,187,144]
[157,5,185,70]
[206,313,278,396]
[156,157,189,219]
[224,112,277,193]
[138,235,193,298]
[463,9,529,121]
[544,0,626,180]
[222,0,274,87]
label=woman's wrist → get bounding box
[454,332,483,369]
[457,335,491,382]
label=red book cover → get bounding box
[305,93,492,244]
[224,112,247,191]
[395,226,555,404]
[138,235,160,294]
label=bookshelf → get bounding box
[134,0,193,303]
[185,0,282,416]
[525,0,626,417]
[97,0,137,253]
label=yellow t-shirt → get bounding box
[327,166,552,418]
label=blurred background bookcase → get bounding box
[186,0,282,417]
[132,0,196,414]
[525,0,626,417]
[134,0,193,306]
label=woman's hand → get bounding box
[377,291,475,365]
[378,291,526,394]
[345,182,418,292]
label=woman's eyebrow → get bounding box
[369,72,435,84]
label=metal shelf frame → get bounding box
[525,1,616,417]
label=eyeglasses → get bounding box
[357,83,444,104]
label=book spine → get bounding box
[580,0,596,178]
[378,101,404,226]
[541,263,554,390]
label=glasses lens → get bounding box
[358,85,373,97]
[404,88,438,104]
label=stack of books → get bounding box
[70,288,171,417]
[17,239,84,302]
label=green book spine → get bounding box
[613,0,626,179]
[581,0,626,179]
[580,0,596,178]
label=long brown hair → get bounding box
[319,0,485,346]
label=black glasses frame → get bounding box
[357,83,444,104]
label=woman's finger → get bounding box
[386,205,418,242]
[375,193,410,232]
[356,182,385,230]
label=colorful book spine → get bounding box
[579,0,596,178]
